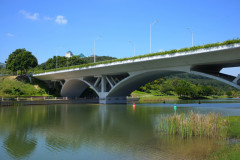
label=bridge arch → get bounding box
[60,67,240,103]
[61,79,99,97]
[107,70,181,97]
[190,71,240,89]
[104,67,240,102]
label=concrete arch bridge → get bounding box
[34,43,240,104]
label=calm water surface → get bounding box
[0,99,240,160]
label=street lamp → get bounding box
[186,27,193,47]
[128,41,135,57]
[94,36,102,63]
[150,20,158,53]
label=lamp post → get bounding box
[94,36,101,63]
[128,41,135,57]
[150,20,158,53]
[186,27,193,47]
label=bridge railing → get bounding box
[33,39,240,75]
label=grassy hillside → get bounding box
[0,76,50,97]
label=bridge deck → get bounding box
[34,43,240,81]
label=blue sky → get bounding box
[0,0,240,75]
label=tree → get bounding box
[6,49,38,75]
[226,91,233,97]
[39,56,87,70]
[175,80,192,96]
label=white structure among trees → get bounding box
[66,51,73,58]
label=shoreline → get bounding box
[0,99,99,106]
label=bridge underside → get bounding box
[60,65,240,104]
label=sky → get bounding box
[0,0,240,76]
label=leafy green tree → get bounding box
[226,91,233,97]
[200,85,215,96]
[40,56,87,70]
[175,80,191,96]
[6,49,38,75]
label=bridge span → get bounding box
[34,43,240,104]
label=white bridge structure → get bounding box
[34,43,240,104]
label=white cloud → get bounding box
[55,15,68,24]
[20,10,39,20]
[7,33,14,37]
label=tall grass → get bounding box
[157,111,229,139]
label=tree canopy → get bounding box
[6,49,38,75]
[38,55,116,70]
[39,56,87,70]
[137,74,238,98]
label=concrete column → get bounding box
[94,77,101,87]
[101,76,106,92]
[106,76,114,88]
[99,92,108,104]
[60,81,64,86]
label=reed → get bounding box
[157,111,229,139]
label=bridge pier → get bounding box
[98,76,127,104]
[99,95,127,104]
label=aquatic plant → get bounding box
[157,111,229,139]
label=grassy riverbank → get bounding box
[131,90,179,103]
[131,90,229,103]
[207,116,240,159]
[207,144,240,160]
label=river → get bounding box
[0,99,240,160]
